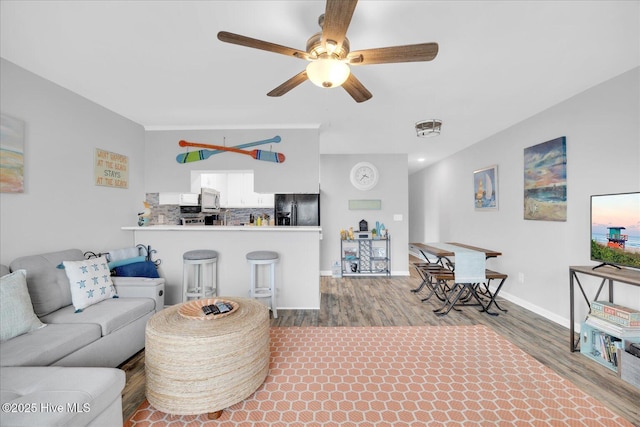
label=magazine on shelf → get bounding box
[597,333,621,366]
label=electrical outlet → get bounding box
[518,272,525,283]
[393,214,403,221]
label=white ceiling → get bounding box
[1,1,638,173]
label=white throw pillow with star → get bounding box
[63,256,117,312]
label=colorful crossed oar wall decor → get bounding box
[176,135,285,164]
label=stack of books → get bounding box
[585,301,640,367]
[586,301,640,338]
[590,301,640,328]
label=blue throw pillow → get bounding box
[114,261,159,278]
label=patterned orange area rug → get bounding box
[125,325,632,426]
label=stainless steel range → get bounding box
[180,218,205,226]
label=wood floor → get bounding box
[120,262,640,425]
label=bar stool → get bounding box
[183,249,218,301]
[246,250,279,318]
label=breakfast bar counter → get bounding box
[122,226,321,309]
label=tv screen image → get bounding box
[590,191,640,269]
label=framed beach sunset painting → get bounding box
[0,113,25,193]
[524,136,567,221]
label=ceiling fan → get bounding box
[217,0,438,103]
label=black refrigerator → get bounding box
[274,194,320,226]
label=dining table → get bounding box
[411,242,502,267]
[410,242,508,316]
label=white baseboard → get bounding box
[492,287,569,329]
[320,270,409,277]
[393,270,410,276]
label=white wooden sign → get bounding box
[94,148,128,188]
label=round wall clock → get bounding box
[350,162,379,191]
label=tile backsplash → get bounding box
[143,193,273,226]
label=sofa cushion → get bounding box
[62,256,117,312]
[40,297,155,336]
[113,260,160,278]
[0,264,10,277]
[9,249,84,317]
[0,323,101,367]
[0,366,125,427]
[0,270,45,341]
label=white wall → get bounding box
[320,154,409,275]
[409,67,640,327]
[144,128,320,194]
[0,59,146,265]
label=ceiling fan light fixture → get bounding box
[416,119,442,137]
[306,58,350,88]
[218,2,438,102]
[325,40,338,54]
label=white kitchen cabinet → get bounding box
[254,194,274,207]
[226,172,246,207]
[228,172,274,208]
[158,192,181,205]
[178,193,199,206]
[198,171,273,208]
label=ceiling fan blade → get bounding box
[348,43,439,65]
[217,31,310,60]
[267,70,309,97]
[322,0,358,50]
[342,73,372,103]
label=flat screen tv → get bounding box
[590,191,640,270]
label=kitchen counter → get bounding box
[122,226,322,309]
[122,225,321,232]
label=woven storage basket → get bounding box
[145,297,270,415]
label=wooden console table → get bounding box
[569,265,640,352]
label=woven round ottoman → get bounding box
[145,297,270,419]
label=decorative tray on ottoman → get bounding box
[179,298,239,320]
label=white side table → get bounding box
[112,277,165,312]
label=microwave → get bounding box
[201,187,220,213]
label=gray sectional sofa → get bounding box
[0,249,163,426]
